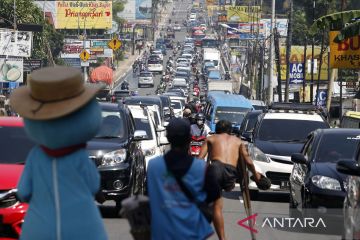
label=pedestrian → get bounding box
[147,118,221,240]
[9,66,108,240]
[198,120,266,240]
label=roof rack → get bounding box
[268,102,318,112]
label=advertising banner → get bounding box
[0,57,23,83]
[329,31,360,69]
[279,46,328,81]
[261,19,288,37]
[122,0,152,21]
[23,59,42,72]
[227,6,261,22]
[0,29,33,57]
[55,1,112,29]
[238,22,265,39]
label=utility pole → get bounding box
[267,0,275,104]
[274,28,282,102]
[284,0,293,102]
[302,36,307,102]
[310,0,316,104]
[13,0,16,30]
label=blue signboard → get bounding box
[289,63,304,84]
[315,90,327,107]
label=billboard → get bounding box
[207,5,231,17]
[278,46,328,81]
[238,22,265,39]
[329,31,360,69]
[55,1,112,29]
[0,29,33,57]
[122,0,152,21]
[261,19,288,37]
[227,6,261,22]
[0,57,23,83]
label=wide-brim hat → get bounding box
[10,66,103,120]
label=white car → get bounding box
[173,24,181,31]
[170,99,183,118]
[180,53,193,63]
[127,105,167,168]
[138,71,154,88]
[151,51,164,61]
[176,58,190,65]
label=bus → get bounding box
[192,30,205,46]
[202,36,219,48]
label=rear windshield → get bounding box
[148,59,161,64]
[134,118,153,140]
[258,119,329,142]
[315,133,360,162]
[0,126,35,164]
[215,107,250,125]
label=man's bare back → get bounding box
[200,133,242,167]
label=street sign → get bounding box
[289,63,304,84]
[108,37,122,51]
[79,49,90,62]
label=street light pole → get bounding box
[310,0,315,104]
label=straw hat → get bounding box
[10,66,103,120]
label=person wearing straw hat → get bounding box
[10,66,108,240]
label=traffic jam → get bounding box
[1,2,360,240]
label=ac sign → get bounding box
[289,63,304,84]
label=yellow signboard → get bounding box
[108,37,122,51]
[55,1,112,29]
[79,49,90,62]
[278,46,329,81]
[329,31,360,69]
[207,5,231,17]
[227,6,261,22]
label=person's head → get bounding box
[195,113,205,127]
[166,118,191,150]
[215,120,232,134]
[183,108,191,118]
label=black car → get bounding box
[239,110,262,138]
[124,96,164,123]
[87,102,147,210]
[290,129,360,219]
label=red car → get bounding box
[0,117,33,239]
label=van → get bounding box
[204,92,253,132]
[341,111,360,128]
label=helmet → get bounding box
[195,113,205,121]
[132,90,139,96]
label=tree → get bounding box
[0,0,64,62]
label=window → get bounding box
[215,107,250,124]
[134,118,153,140]
[96,111,126,139]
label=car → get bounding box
[138,71,154,88]
[170,99,184,118]
[111,90,131,102]
[245,103,330,194]
[151,50,164,61]
[289,129,360,220]
[207,69,221,81]
[173,24,181,31]
[88,102,147,209]
[124,96,164,124]
[127,105,167,167]
[337,142,360,239]
[174,71,191,82]
[164,90,186,98]
[0,117,33,239]
[166,29,175,38]
[176,66,192,73]
[159,95,174,123]
[239,110,263,138]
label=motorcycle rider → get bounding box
[224,71,231,80]
[120,80,129,90]
[190,113,211,137]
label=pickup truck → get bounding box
[207,80,233,93]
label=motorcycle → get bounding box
[190,136,206,157]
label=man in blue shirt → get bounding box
[147,118,220,240]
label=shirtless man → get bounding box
[198,120,262,240]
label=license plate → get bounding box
[280,181,290,189]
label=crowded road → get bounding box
[100,0,342,239]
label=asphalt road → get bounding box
[102,1,343,239]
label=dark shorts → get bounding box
[211,160,239,192]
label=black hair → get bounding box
[215,120,232,134]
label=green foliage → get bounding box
[334,20,360,42]
[113,0,126,30]
[292,10,309,45]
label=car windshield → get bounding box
[134,118,153,140]
[316,133,360,163]
[114,91,130,97]
[258,119,328,142]
[215,107,250,124]
[140,72,152,77]
[148,59,161,64]
[171,101,182,109]
[243,113,261,133]
[95,111,126,139]
[0,126,35,164]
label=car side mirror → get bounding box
[159,136,170,145]
[241,132,253,142]
[291,153,307,164]
[337,160,360,177]
[133,130,149,141]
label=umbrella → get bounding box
[90,66,113,85]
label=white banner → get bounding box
[0,57,23,83]
[261,19,288,37]
[0,29,33,57]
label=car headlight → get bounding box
[311,175,341,191]
[144,147,156,157]
[100,149,127,167]
[248,144,271,163]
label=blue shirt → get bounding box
[147,156,213,240]
[17,147,108,240]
